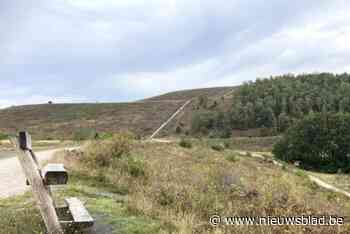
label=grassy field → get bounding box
[1,136,349,233]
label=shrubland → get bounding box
[50,135,350,232]
[1,133,350,233]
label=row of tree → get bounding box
[273,113,350,173]
[191,73,350,136]
[231,73,350,131]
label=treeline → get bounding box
[273,113,350,173]
[191,73,350,137]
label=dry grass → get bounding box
[143,87,233,102]
[0,101,185,140]
[58,137,350,233]
[309,172,350,193]
[0,87,234,140]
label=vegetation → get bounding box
[144,87,231,102]
[1,137,350,233]
[210,143,225,151]
[0,132,8,140]
[179,138,192,148]
[0,101,185,140]
[63,139,350,233]
[73,128,97,141]
[191,73,350,137]
[225,152,238,163]
[191,111,231,138]
[273,113,350,173]
[203,137,279,152]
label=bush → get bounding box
[84,132,133,167]
[0,132,8,140]
[273,113,350,173]
[125,155,145,177]
[211,143,225,152]
[97,132,114,140]
[191,111,231,138]
[225,153,238,163]
[175,126,182,134]
[179,138,192,148]
[73,128,97,141]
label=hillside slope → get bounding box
[0,87,234,139]
[141,87,233,102]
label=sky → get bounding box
[1,0,350,108]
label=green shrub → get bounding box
[211,143,225,152]
[0,132,8,140]
[225,153,238,163]
[125,155,145,177]
[84,132,133,167]
[73,128,97,141]
[98,132,114,140]
[294,170,307,178]
[190,111,231,138]
[273,113,350,173]
[175,126,182,134]
[223,141,231,149]
[179,138,192,148]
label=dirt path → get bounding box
[149,99,192,139]
[238,150,350,199]
[308,175,350,199]
[0,148,74,198]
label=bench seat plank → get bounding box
[64,197,94,226]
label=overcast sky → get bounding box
[1,0,350,107]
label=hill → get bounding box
[141,86,233,102]
[0,87,234,140]
[185,73,350,138]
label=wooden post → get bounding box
[11,132,63,234]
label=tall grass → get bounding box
[59,137,350,233]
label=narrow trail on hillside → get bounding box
[0,147,76,198]
[239,151,350,199]
[308,175,350,199]
[149,99,192,139]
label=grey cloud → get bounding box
[0,0,350,106]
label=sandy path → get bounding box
[238,150,350,199]
[149,99,192,139]
[0,148,73,198]
[308,175,350,199]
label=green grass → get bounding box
[0,175,167,234]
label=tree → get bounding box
[273,113,350,173]
[277,112,291,132]
[198,95,208,109]
[192,73,350,137]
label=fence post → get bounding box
[11,132,63,234]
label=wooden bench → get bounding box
[63,197,94,228]
[42,164,68,185]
